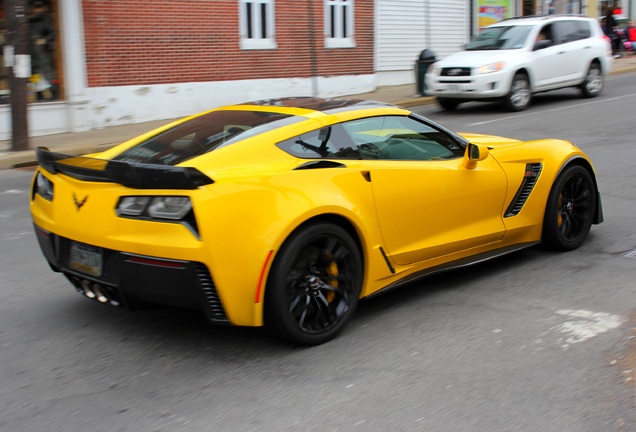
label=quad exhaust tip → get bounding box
[74,277,121,306]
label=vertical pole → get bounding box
[6,0,30,152]
[307,0,319,97]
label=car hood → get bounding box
[435,50,518,68]
[458,132,523,148]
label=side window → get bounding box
[341,116,465,161]
[555,21,587,44]
[277,125,360,159]
[325,0,355,48]
[536,24,554,44]
[573,21,591,39]
[240,0,277,50]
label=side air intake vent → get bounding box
[195,263,229,323]
[505,163,542,217]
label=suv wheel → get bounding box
[580,63,603,98]
[437,98,460,111]
[503,73,531,111]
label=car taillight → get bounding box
[117,196,192,220]
[34,172,54,201]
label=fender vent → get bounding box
[505,163,542,217]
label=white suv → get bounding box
[426,16,613,111]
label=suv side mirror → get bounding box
[534,39,553,50]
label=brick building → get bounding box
[1,0,381,139]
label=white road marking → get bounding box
[0,189,24,195]
[553,309,623,348]
[468,92,636,126]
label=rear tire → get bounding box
[437,98,460,111]
[264,222,362,345]
[503,73,531,111]
[542,165,596,251]
[580,63,603,98]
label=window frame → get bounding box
[239,0,277,50]
[324,0,355,49]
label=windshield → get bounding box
[466,25,532,50]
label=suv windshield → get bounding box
[466,25,532,50]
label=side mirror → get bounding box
[462,143,489,169]
[533,39,552,50]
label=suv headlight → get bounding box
[117,196,192,220]
[478,62,505,74]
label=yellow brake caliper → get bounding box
[326,260,339,303]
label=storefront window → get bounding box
[0,0,62,104]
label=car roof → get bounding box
[233,97,398,116]
[490,14,594,27]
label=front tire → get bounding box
[580,63,603,98]
[542,165,596,251]
[264,222,363,345]
[503,73,531,111]
[437,97,460,111]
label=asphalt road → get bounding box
[2,74,636,432]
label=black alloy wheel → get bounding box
[542,165,596,251]
[264,222,362,345]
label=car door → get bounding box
[531,23,571,88]
[552,20,590,82]
[342,115,508,266]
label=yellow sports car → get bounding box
[30,98,603,345]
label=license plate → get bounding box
[447,84,459,92]
[69,242,103,277]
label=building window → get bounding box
[325,0,354,48]
[240,0,277,50]
[0,0,62,104]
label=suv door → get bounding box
[531,23,570,89]
[553,20,591,82]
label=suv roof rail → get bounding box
[502,14,589,21]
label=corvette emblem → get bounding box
[73,193,88,210]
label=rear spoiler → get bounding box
[36,147,214,190]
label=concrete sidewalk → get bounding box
[2,56,636,170]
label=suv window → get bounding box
[466,25,533,50]
[555,20,591,44]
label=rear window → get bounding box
[114,110,300,165]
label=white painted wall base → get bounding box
[0,102,71,140]
[375,69,416,87]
